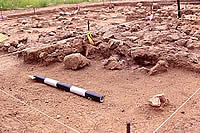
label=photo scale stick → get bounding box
[29,75,104,103]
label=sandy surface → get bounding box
[0,0,200,133]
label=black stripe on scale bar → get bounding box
[85,91,104,103]
[33,75,45,83]
[57,82,72,92]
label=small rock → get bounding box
[22,20,27,24]
[155,25,168,31]
[175,39,187,47]
[149,60,168,75]
[109,4,114,9]
[3,42,10,47]
[103,31,114,40]
[49,31,56,36]
[27,30,32,33]
[149,97,161,107]
[148,93,168,107]
[37,23,43,28]
[17,43,26,49]
[57,26,62,29]
[45,100,49,103]
[130,24,140,32]
[39,52,48,59]
[57,115,61,119]
[18,36,28,44]
[136,3,143,7]
[59,12,65,16]
[10,41,18,47]
[153,3,161,9]
[137,67,150,74]
[8,46,17,53]
[183,9,194,15]
[103,55,122,70]
[63,53,90,70]
[103,18,107,21]
[108,39,120,50]
[168,16,172,20]
[127,36,138,42]
[166,34,180,42]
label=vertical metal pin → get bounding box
[127,121,130,133]
[177,0,181,18]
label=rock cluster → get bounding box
[1,2,199,73]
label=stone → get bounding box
[22,20,27,24]
[27,30,32,33]
[136,3,143,7]
[39,52,48,59]
[175,39,187,47]
[166,34,180,42]
[149,60,168,75]
[8,46,17,53]
[149,97,161,107]
[3,42,10,47]
[17,43,25,49]
[57,26,62,29]
[49,31,56,36]
[148,94,168,107]
[130,46,152,58]
[103,55,122,70]
[117,44,130,56]
[193,30,200,39]
[103,31,114,40]
[108,39,120,50]
[57,115,61,119]
[130,24,140,32]
[127,36,138,42]
[18,36,28,44]
[183,9,194,15]
[155,25,168,31]
[153,3,161,9]
[63,53,90,70]
[37,23,43,28]
[168,16,172,20]
[137,67,150,74]
[59,11,65,16]
[10,41,18,47]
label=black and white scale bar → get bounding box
[29,75,104,103]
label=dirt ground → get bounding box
[0,0,200,133]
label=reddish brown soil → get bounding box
[0,1,200,133]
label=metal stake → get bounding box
[127,121,130,133]
[177,0,181,18]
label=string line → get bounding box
[153,88,200,133]
[0,88,80,133]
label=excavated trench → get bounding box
[0,0,200,74]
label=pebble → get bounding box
[22,20,27,24]
[49,31,56,36]
[57,115,61,119]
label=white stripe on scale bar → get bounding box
[44,78,59,87]
[70,86,87,97]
